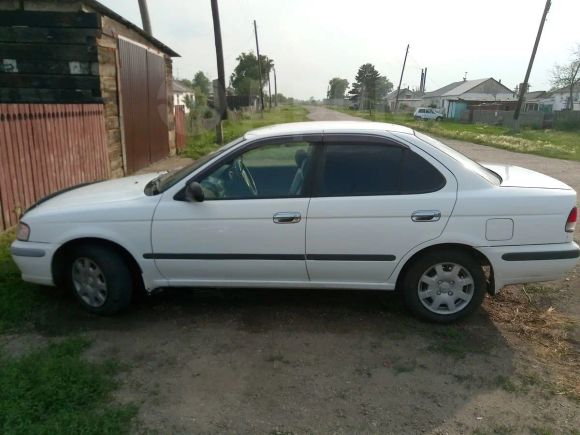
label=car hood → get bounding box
[481,164,573,190]
[27,173,164,213]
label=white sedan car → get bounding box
[414,108,442,121]
[11,121,579,322]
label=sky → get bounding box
[99,0,580,100]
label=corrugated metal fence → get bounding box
[0,103,110,231]
[118,38,169,174]
[174,105,186,151]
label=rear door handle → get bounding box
[411,210,441,222]
[273,212,301,224]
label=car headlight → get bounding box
[16,222,30,241]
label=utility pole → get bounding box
[273,67,278,107]
[253,20,265,112]
[137,0,152,35]
[394,44,410,112]
[211,0,227,144]
[268,70,272,109]
[513,0,551,127]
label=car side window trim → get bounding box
[173,134,323,201]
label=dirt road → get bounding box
[11,107,579,434]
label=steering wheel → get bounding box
[232,158,258,196]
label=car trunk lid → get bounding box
[481,164,573,190]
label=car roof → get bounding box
[244,121,414,139]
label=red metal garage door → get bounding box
[118,38,169,174]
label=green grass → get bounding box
[329,106,580,161]
[0,230,45,333]
[184,105,309,160]
[0,338,136,434]
[1,235,137,433]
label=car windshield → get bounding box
[414,131,502,185]
[145,137,245,195]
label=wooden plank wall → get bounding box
[0,10,102,104]
[0,103,110,231]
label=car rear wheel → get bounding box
[402,249,486,323]
[66,244,133,315]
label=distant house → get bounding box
[538,85,580,112]
[385,88,422,111]
[422,78,516,119]
[173,80,195,113]
[523,91,548,112]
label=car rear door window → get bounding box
[401,150,446,194]
[320,143,403,196]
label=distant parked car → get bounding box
[414,107,442,120]
[11,121,579,323]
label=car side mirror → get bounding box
[185,181,205,202]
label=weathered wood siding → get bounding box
[0,10,102,104]
[0,103,109,230]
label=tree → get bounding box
[192,71,211,96]
[178,78,193,88]
[376,76,393,100]
[348,63,392,114]
[193,87,207,107]
[551,44,580,110]
[229,52,274,96]
[327,77,349,99]
[276,93,289,103]
[183,94,195,111]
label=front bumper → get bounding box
[478,242,580,292]
[10,240,56,286]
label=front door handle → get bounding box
[273,212,301,224]
[411,210,441,222]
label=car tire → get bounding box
[402,249,486,323]
[436,117,442,121]
[65,244,133,315]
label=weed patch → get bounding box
[0,338,136,434]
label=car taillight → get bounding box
[565,207,577,233]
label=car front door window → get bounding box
[198,142,314,200]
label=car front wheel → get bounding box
[402,249,486,323]
[66,244,133,315]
